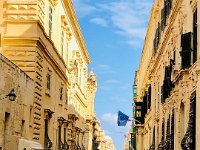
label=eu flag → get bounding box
[117,111,129,126]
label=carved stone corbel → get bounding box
[44,109,54,120]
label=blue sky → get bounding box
[73,0,153,149]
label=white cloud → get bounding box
[96,64,111,70]
[90,17,108,27]
[98,0,153,47]
[73,0,153,48]
[95,64,116,74]
[98,85,112,91]
[101,113,117,123]
[72,0,98,18]
[119,83,132,89]
[105,79,119,84]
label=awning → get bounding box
[18,139,44,150]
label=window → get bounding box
[142,92,148,116]
[153,23,161,53]
[66,92,68,104]
[49,6,53,39]
[60,86,63,100]
[61,31,64,57]
[21,120,25,136]
[161,0,172,30]
[29,106,33,126]
[161,8,165,30]
[136,111,141,117]
[147,85,151,109]
[173,50,176,65]
[4,112,10,138]
[47,73,51,90]
[193,9,197,64]
[161,66,174,103]
[181,32,192,69]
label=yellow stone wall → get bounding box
[134,0,200,149]
[0,0,97,149]
[0,53,35,150]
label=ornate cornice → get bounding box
[62,0,91,64]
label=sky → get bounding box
[73,0,154,149]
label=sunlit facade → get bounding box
[134,0,200,149]
[0,0,99,149]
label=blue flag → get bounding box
[117,111,129,126]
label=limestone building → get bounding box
[134,0,200,149]
[0,53,36,150]
[0,0,98,149]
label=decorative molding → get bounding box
[48,0,58,7]
[44,109,54,119]
[62,0,91,64]
[61,15,72,41]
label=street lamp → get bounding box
[0,89,17,101]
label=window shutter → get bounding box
[166,0,169,16]
[147,85,151,109]
[161,85,164,103]
[193,9,197,64]
[169,0,172,10]
[153,38,156,54]
[142,93,148,117]
[161,8,164,30]
[158,22,161,44]
[155,28,158,48]
[164,0,167,25]
[181,32,192,69]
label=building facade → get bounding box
[0,53,36,150]
[134,0,200,149]
[0,0,100,150]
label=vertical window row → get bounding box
[154,0,173,53]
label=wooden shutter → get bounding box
[161,85,164,103]
[158,22,161,44]
[193,9,197,64]
[142,93,148,117]
[147,85,151,109]
[161,8,165,30]
[164,0,167,25]
[169,0,172,10]
[181,32,192,69]
[155,27,158,49]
